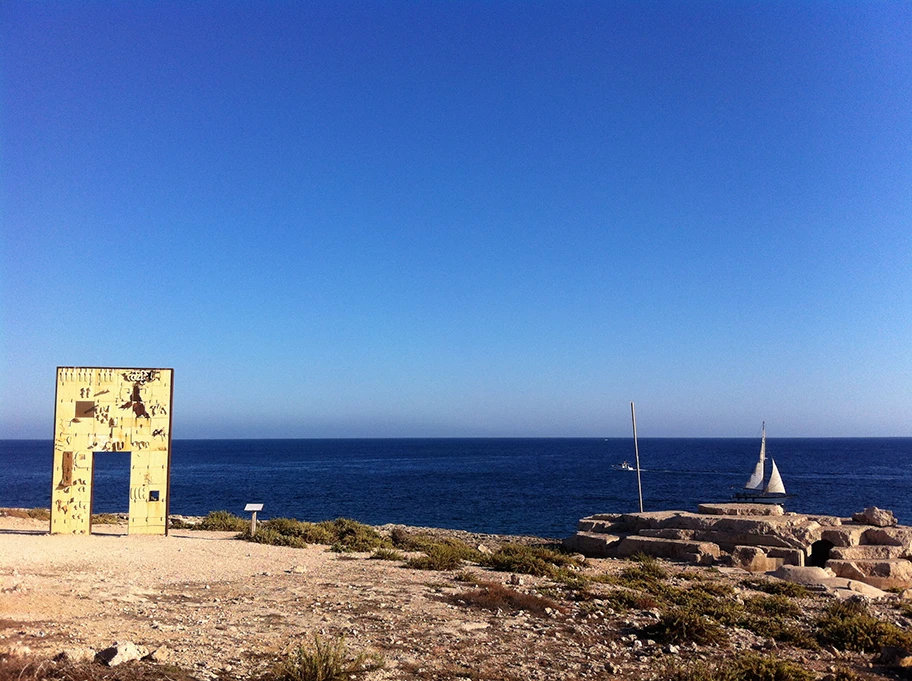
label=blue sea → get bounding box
[2,438,911,538]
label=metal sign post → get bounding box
[631,402,644,513]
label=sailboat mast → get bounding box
[631,402,644,513]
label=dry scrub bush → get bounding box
[452,580,562,617]
[1,508,50,520]
[0,656,201,681]
[643,607,728,645]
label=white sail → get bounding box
[744,422,767,490]
[745,461,765,490]
[764,458,786,495]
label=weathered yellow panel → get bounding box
[51,367,174,535]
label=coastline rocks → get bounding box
[852,507,897,527]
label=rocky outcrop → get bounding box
[853,506,898,527]
[565,504,912,589]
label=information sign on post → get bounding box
[244,503,264,536]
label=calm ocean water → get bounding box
[2,438,911,538]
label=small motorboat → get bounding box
[612,461,636,471]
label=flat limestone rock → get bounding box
[697,503,784,517]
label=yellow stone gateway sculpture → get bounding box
[51,367,174,535]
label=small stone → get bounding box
[54,647,95,663]
[144,645,173,663]
[96,642,148,667]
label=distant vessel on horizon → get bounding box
[732,422,792,502]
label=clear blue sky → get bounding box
[2,1,910,438]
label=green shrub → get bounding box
[816,599,912,652]
[319,518,389,552]
[602,589,660,612]
[642,607,728,646]
[369,548,404,561]
[237,517,389,551]
[244,527,308,548]
[388,528,435,551]
[91,513,121,524]
[745,615,819,650]
[482,543,583,578]
[740,577,809,599]
[609,554,670,592]
[670,587,745,626]
[196,510,248,532]
[268,635,382,681]
[744,594,801,619]
[406,540,483,571]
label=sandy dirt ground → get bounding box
[0,515,633,680]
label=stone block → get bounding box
[765,547,805,566]
[577,519,622,534]
[731,545,783,572]
[830,545,906,561]
[698,503,784,516]
[826,559,912,590]
[862,527,912,550]
[820,525,868,547]
[562,532,622,558]
[639,528,695,540]
[615,535,720,565]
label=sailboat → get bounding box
[733,422,792,502]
